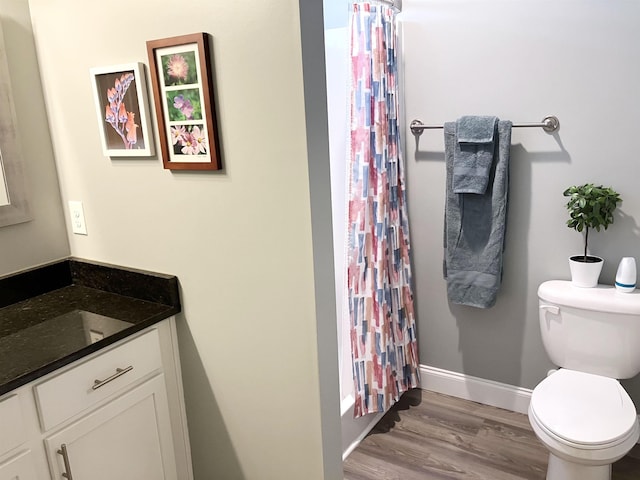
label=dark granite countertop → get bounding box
[0,258,181,396]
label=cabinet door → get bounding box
[0,450,38,480]
[45,374,177,480]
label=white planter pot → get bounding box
[569,255,603,288]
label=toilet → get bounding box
[530,280,640,480]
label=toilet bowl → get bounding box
[529,369,639,480]
[532,281,640,480]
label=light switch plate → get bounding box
[68,200,88,235]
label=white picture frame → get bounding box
[90,63,154,157]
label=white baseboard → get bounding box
[420,366,640,445]
[419,364,533,414]
[341,394,384,460]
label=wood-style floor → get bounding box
[343,389,640,480]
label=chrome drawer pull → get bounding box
[92,365,134,390]
[57,443,74,479]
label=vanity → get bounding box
[0,258,192,480]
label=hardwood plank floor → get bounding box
[343,389,640,480]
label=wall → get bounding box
[0,0,68,276]
[27,0,340,478]
[402,0,640,402]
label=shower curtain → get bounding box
[347,2,420,418]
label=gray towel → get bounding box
[443,119,512,308]
[453,116,498,194]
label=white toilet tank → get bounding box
[538,280,640,379]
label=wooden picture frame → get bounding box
[90,63,155,157]
[146,33,221,170]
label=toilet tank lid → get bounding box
[538,280,640,315]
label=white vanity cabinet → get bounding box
[44,375,175,480]
[0,451,38,480]
[0,318,192,480]
[0,394,39,480]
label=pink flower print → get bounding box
[181,104,193,119]
[173,94,194,120]
[180,133,199,155]
[125,112,138,146]
[190,126,207,154]
[105,103,115,124]
[118,102,128,124]
[171,126,186,145]
[102,71,138,149]
[120,73,134,90]
[167,54,188,81]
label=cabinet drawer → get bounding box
[0,395,26,456]
[35,329,162,431]
[0,450,37,480]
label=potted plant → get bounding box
[563,183,622,287]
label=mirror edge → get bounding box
[0,17,31,227]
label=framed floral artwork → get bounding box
[90,63,154,157]
[146,33,221,170]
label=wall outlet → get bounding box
[68,200,88,235]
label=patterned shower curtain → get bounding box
[347,2,420,418]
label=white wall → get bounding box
[0,0,68,276]
[401,0,640,402]
[27,0,340,478]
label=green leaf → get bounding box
[563,183,621,251]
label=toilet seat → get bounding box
[530,369,638,448]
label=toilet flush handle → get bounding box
[539,304,560,315]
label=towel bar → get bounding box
[410,115,560,136]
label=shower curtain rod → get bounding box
[409,115,560,136]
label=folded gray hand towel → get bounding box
[443,119,512,308]
[456,115,497,143]
[453,116,498,194]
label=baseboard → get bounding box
[341,394,384,460]
[419,364,533,414]
[420,366,640,445]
